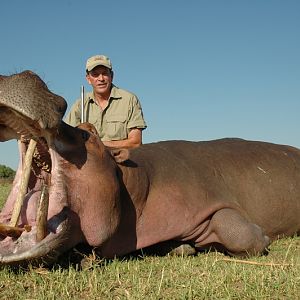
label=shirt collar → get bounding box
[109,84,122,100]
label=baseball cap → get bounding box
[86,55,112,72]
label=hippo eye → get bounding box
[81,130,90,141]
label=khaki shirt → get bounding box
[64,85,147,141]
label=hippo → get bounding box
[0,71,299,267]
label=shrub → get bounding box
[0,164,16,179]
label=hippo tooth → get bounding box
[0,223,26,238]
[10,138,37,227]
[36,183,49,242]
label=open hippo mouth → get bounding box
[0,71,83,267]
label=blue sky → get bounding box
[1,1,299,169]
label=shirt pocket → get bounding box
[105,114,127,140]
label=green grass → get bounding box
[0,182,11,208]
[0,183,299,299]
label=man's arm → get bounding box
[102,128,143,149]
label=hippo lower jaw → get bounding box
[0,210,74,267]
[0,99,81,266]
[0,138,81,267]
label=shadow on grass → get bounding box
[51,240,261,271]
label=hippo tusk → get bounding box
[0,223,31,238]
[10,138,37,227]
[36,182,49,242]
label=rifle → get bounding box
[81,85,85,123]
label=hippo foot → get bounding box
[168,244,197,256]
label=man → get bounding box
[65,54,147,148]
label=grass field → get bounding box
[0,183,299,299]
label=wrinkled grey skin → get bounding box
[0,71,66,141]
[0,71,299,267]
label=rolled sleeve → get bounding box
[127,96,147,130]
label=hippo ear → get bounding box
[110,149,130,163]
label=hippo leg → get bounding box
[199,208,270,257]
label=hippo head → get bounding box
[0,71,126,267]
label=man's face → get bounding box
[86,65,113,96]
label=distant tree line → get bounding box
[0,164,16,179]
